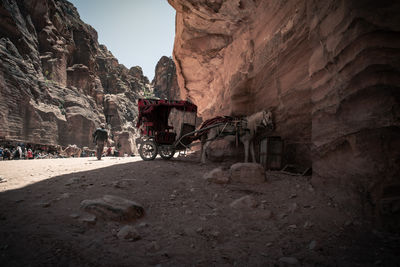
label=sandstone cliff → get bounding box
[0,0,149,155]
[169,0,400,220]
[152,56,180,100]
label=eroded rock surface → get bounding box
[169,0,400,219]
[0,0,148,154]
[152,56,180,100]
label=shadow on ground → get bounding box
[0,157,399,266]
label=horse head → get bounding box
[261,110,274,130]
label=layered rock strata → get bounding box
[0,0,149,155]
[169,0,400,220]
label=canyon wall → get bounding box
[152,56,180,100]
[0,0,150,155]
[169,0,400,218]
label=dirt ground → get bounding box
[0,154,399,266]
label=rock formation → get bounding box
[169,0,400,222]
[152,56,180,100]
[0,0,150,155]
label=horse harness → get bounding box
[203,117,249,144]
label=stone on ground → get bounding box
[230,163,266,184]
[80,195,144,222]
[230,195,258,209]
[203,167,230,184]
[117,225,140,241]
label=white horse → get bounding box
[199,110,273,163]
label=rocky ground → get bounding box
[0,155,399,267]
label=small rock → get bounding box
[344,220,353,227]
[195,227,203,233]
[70,213,80,219]
[39,201,51,208]
[0,177,7,183]
[80,214,97,225]
[65,177,80,186]
[146,241,161,253]
[56,193,71,201]
[117,225,140,241]
[303,221,314,229]
[266,242,272,247]
[279,257,299,265]
[289,203,298,213]
[211,231,220,237]
[203,167,230,184]
[138,222,149,228]
[289,194,297,199]
[278,213,288,220]
[308,240,317,250]
[288,224,297,230]
[259,209,273,220]
[230,195,258,209]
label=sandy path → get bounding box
[0,157,141,191]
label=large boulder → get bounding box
[80,195,144,222]
[230,163,266,184]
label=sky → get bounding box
[68,0,176,80]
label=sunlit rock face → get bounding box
[0,0,146,153]
[169,0,400,216]
[152,56,180,100]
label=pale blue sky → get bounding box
[68,0,176,80]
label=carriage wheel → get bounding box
[159,145,175,160]
[139,141,158,161]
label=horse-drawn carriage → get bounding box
[136,98,198,160]
[136,98,274,162]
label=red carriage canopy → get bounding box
[136,98,197,133]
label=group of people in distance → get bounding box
[0,123,114,161]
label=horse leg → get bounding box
[250,140,256,162]
[200,136,205,163]
[201,140,212,164]
[243,139,249,163]
[200,128,217,163]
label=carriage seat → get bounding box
[155,131,176,145]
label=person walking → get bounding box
[92,123,108,160]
